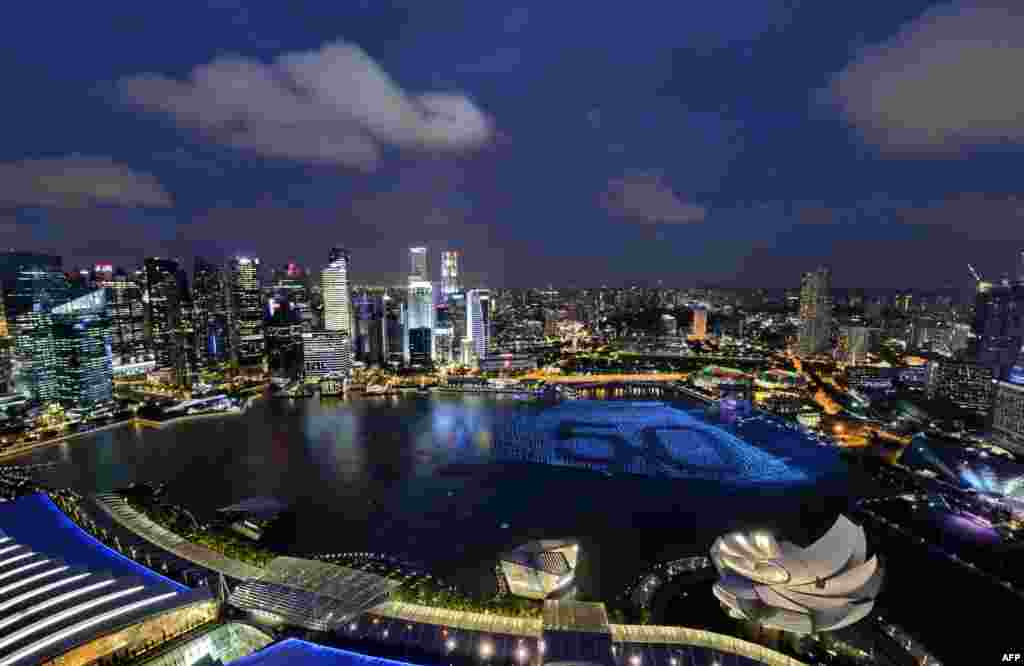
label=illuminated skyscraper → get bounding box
[192,258,229,368]
[144,257,184,378]
[302,331,350,379]
[227,256,265,368]
[691,308,708,340]
[52,289,113,406]
[837,326,870,365]
[323,248,352,334]
[405,279,434,364]
[440,251,460,296]
[798,266,832,357]
[466,289,490,362]
[409,247,428,282]
[101,268,146,366]
[0,252,66,400]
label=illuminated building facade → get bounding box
[992,379,1024,450]
[440,250,460,295]
[52,289,113,406]
[406,280,434,364]
[1,253,67,401]
[409,246,428,282]
[712,516,882,634]
[323,247,352,335]
[660,313,678,336]
[269,263,312,328]
[691,308,707,340]
[408,327,432,366]
[144,257,184,377]
[798,266,832,357]
[836,326,870,365]
[302,331,351,379]
[973,279,1024,380]
[192,257,229,368]
[227,256,265,368]
[467,289,490,362]
[101,268,147,366]
[499,540,579,600]
[926,359,995,413]
[382,292,404,366]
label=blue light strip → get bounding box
[231,638,430,666]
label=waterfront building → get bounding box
[302,331,351,379]
[227,256,265,369]
[52,289,113,406]
[499,539,579,600]
[926,358,996,413]
[711,515,883,634]
[478,353,540,373]
[353,292,384,364]
[440,250,460,295]
[144,257,184,379]
[798,266,832,357]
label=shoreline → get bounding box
[0,400,256,462]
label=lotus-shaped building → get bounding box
[711,515,882,634]
[499,539,579,600]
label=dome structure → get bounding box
[711,515,883,634]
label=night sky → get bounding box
[3,1,1023,287]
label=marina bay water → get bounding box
[10,395,863,600]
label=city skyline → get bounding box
[5,3,1024,288]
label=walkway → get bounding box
[91,493,264,581]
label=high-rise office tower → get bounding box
[52,289,113,406]
[101,268,146,366]
[798,266,832,357]
[270,263,312,328]
[691,308,708,340]
[406,279,434,364]
[1,253,67,400]
[144,258,183,378]
[323,248,352,334]
[382,292,404,366]
[409,247,429,282]
[226,256,265,369]
[441,251,460,296]
[466,289,490,363]
[973,263,1024,381]
[192,258,229,368]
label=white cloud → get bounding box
[825,4,1024,154]
[0,157,173,208]
[119,42,494,169]
[602,172,706,224]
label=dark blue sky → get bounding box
[2,1,1023,287]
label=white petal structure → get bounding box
[711,515,883,634]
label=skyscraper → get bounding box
[52,289,113,406]
[441,251,460,296]
[406,279,434,365]
[226,256,265,369]
[302,331,351,379]
[466,289,490,362]
[192,258,229,368]
[409,247,428,282]
[837,326,870,365]
[691,308,708,340]
[323,248,352,335]
[798,267,832,358]
[144,258,183,378]
[101,268,146,366]
[973,273,1024,381]
[0,252,66,400]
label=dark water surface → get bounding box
[11,395,866,600]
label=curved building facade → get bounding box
[711,515,883,634]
